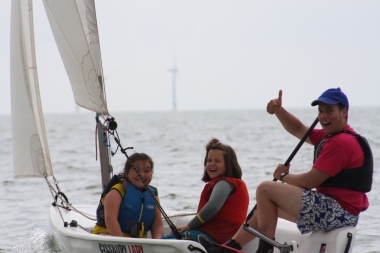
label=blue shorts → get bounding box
[296,189,358,234]
[161,230,214,242]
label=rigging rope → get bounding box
[44,174,69,224]
[45,174,97,226]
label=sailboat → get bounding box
[10,1,357,253]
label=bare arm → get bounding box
[274,164,330,189]
[104,189,123,236]
[150,196,164,239]
[267,90,312,144]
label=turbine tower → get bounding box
[168,58,178,111]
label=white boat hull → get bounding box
[50,205,356,253]
[50,205,206,253]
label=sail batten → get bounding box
[11,0,53,178]
[42,0,108,115]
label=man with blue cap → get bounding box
[199,88,373,253]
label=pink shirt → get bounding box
[310,125,369,215]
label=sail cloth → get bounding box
[42,0,108,115]
[11,0,53,178]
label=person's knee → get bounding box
[256,181,286,202]
[256,181,275,195]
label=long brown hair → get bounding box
[201,138,242,182]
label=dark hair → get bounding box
[201,138,242,182]
[123,153,154,173]
[337,103,348,120]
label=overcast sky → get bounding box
[1,1,379,114]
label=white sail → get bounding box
[42,0,108,115]
[11,0,53,178]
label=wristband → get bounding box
[196,213,205,223]
[280,172,288,181]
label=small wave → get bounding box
[162,193,179,199]
[7,228,65,253]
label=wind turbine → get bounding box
[168,58,178,111]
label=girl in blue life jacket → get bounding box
[92,153,164,238]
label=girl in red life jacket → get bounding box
[161,138,249,243]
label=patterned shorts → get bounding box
[296,189,358,234]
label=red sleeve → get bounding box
[309,128,327,146]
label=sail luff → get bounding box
[11,0,53,178]
[82,0,103,78]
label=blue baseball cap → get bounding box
[311,87,349,110]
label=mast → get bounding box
[97,114,113,189]
[97,77,113,189]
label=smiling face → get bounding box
[318,102,348,135]
[125,159,153,190]
[205,149,227,180]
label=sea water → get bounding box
[0,108,379,252]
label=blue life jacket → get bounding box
[96,174,127,228]
[314,130,373,192]
[118,183,157,237]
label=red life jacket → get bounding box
[197,177,249,243]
